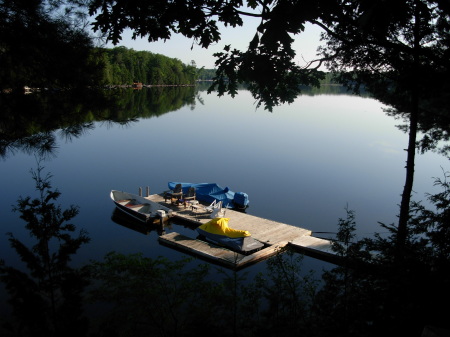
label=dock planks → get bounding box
[146,193,337,269]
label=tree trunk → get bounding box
[396,95,418,252]
[396,0,421,256]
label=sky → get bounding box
[103,17,324,70]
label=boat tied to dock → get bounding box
[110,190,173,223]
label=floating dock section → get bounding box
[145,194,338,270]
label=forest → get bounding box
[98,47,199,86]
[58,46,338,87]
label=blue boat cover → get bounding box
[168,182,249,208]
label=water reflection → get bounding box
[0,86,198,159]
[0,84,363,160]
[111,208,171,236]
[111,208,154,235]
[3,84,450,335]
[299,84,369,96]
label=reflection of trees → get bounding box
[385,93,450,157]
[298,84,370,97]
[109,86,198,118]
[196,80,370,97]
[0,86,197,159]
[0,90,113,159]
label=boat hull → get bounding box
[110,190,172,223]
[114,200,150,222]
[197,228,265,255]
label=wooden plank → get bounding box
[158,232,289,269]
[158,232,246,268]
[237,241,289,268]
[147,193,339,268]
[289,236,338,263]
[291,236,335,254]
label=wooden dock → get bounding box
[145,193,338,269]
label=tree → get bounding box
[88,253,231,337]
[319,0,450,254]
[312,173,450,336]
[0,0,103,91]
[0,160,90,337]
[253,248,319,336]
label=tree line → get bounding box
[99,46,199,86]
[0,1,199,91]
[198,68,340,85]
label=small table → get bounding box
[189,202,202,218]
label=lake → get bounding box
[1,86,448,297]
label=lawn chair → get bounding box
[204,200,225,218]
[182,187,196,208]
[164,183,183,203]
[183,187,196,201]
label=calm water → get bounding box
[1,87,448,290]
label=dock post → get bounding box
[146,186,150,197]
[157,217,165,235]
[139,187,142,196]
